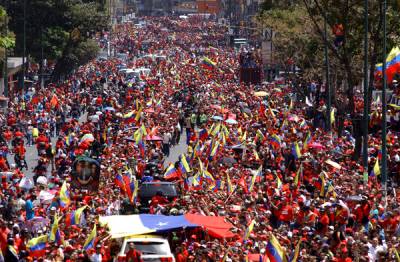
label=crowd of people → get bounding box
[0,16,399,262]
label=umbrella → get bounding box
[80,133,94,143]
[145,135,163,141]
[225,119,238,124]
[211,116,223,121]
[325,159,342,170]
[346,195,364,202]
[254,91,268,97]
[288,115,300,122]
[104,107,115,111]
[220,157,237,166]
[36,176,48,185]
[308,142,325,150]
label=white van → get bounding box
[117,235,175,262]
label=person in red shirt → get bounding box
[318,208,330,234]
[0,157,9,171]
[125,242,142,262]
[0,220,10,254]
[175,246,187,262]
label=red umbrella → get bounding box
[145,135,163,141]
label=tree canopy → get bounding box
[259,0,400,112]
[2,0,109,79]
[0,5,15,79]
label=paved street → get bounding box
[163,130,188,168]
[7,113,88,179]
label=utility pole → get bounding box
[3,0,8,97]
[22,0,26,91]
[381,0,388,202]
[362,0,369,177]
[324,10,331,131]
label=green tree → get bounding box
[0,5,15,79]
[3,0,108,79]
[259,0,400,159]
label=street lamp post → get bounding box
[324,10,331,131]
[362,0,369,178]
[381,0,388,198]
[22,0,26,91]
[3,0,8,97]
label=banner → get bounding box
[71,156,100,191]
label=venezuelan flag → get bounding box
[49,214,62,244]
[226,173,233,193]
[138,139,145,157]
[203,170,215,184]
[240,131,247,143]
[303,131,312,150]
[248,166,262,192]
[65,133,74,146]
[164,164,180,180]
[211,123,221,136]
[59,181,70,208]
[244,220,255,240]
[222,247,231,262]
[66,206,87,226]
[115,173,126,192]
[294,165,302,187]
[292,142,301,159]
[123,111,136,123]
[135,106,143,122]
[209,179,222,192]
[299,119,306,128]
[192,173,202,188]
[291,239,302,262]
[221,124,230,136]
[208,141,220,161]
[199,129,208,142]
[255,129,265,143]
[27,235,48,257]
[375,46,400,80]
[178,154,191,174]
[270,134,281,149]
[327,183,337,199]
[394,248,400,262]
[370,158,381,176]
[132,180,139,203]
[194,142,202,157]
[83,225,97,250]
[202,56,217,69]
[268,106,276,118]
[266,233,287,262]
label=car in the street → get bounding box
[139,182,179,210]
[117,235,175,262]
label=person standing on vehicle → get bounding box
[125,243,142,262]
